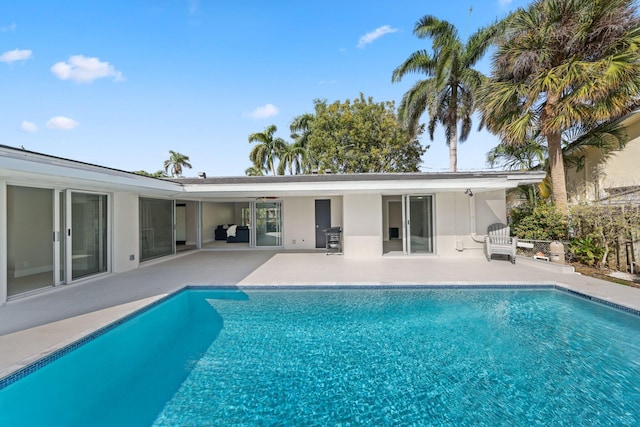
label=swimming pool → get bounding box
[1,287,639,426]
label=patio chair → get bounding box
[485,223,517,264]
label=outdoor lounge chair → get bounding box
[485,223,517,264]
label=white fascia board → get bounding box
[506,172,547,186]
[0,153,181,195]
[181,175,539,198]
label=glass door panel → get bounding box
[70,192,108,280]
[54,190,67,285]
[407,195,434,254]
[7,186,54,296]
[139,198,174,261]
[255,202,282,247]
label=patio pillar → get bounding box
[342,193,383,257]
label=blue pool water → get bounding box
[1,287,640,426]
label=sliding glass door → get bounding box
[254,201,282,247]
[139,198,174,261]
[6,187,109,297]
[405,195,434,255]
[6,186,55,297]
[69,192,108,280]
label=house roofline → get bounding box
[0,144,546,197]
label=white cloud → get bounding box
[498,0,513,7]
[0,49,33,63]
[51,55,124,83]
[1,23,16,32]
[19,121,38,133]
[46,116,79,130]
[245,104,279,119]
[357,25,398,48]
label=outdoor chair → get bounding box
[485,223,517,264]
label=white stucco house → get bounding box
[0,144,545,303]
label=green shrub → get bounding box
[510,203,568,240]
[569,236,605,267]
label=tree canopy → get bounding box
[306,94,426,173]
[480,0,640,213]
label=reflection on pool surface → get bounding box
[1,287,640,426]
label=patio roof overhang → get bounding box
[0,145,181,197]
[0,145,546,199]
[173,171,548,200]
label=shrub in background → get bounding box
[569,204,640,269]
[510,203,568,241]
[569,236,606,267]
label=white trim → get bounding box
[0,180,6,305]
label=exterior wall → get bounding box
[435,190,507,257]
[112,192,139,273]
[282,196,342,250]
[342,193,382,257]
[599,120,640,191]
[566,116,640,203]
[475,189,508,232]
[435,192,469,257]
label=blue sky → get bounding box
[0,0,526,177]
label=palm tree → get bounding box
[163,150,192,177]
[244,165,266,176]
[277,141,306,175]
[480,0,640,214]
[488,138,551,205]
[392,15,497,172]
[248,125,287,176]
[487,139,547,171]
[290,113,316,173]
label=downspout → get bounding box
[469,193,486,243]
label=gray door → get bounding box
[315,199,331,248]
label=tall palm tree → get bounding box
[480,0,640,214]
[248,125,287,176]
[392,16,497,172]
[163,150,192,177]
[276,141,306,175]
[290,113,315,173]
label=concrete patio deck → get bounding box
[2,249,640,379]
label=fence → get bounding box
[516,239,574,263]
[517,238,639,272]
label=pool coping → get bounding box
[1,282,639,391]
